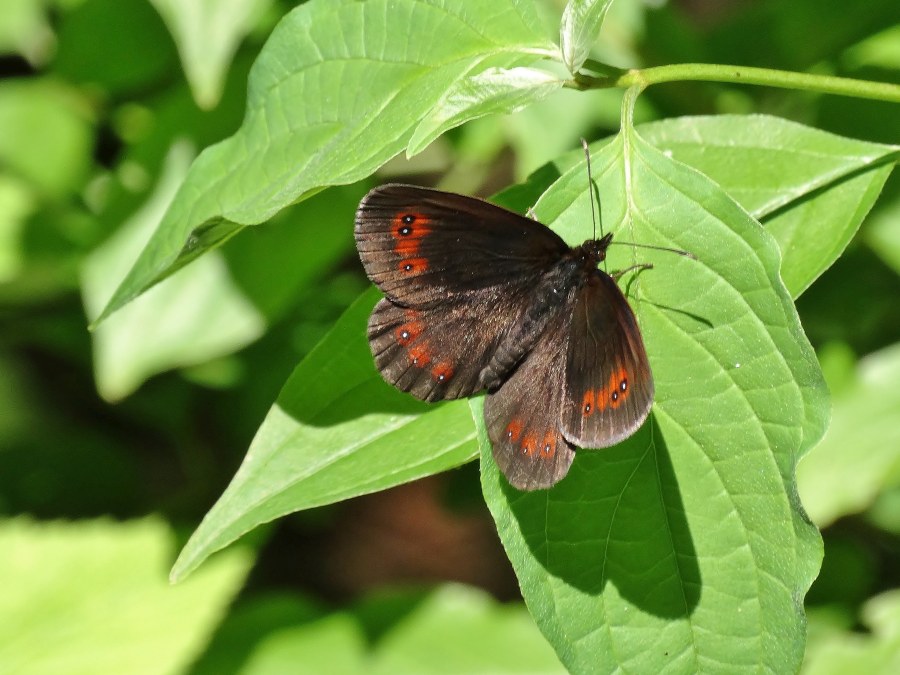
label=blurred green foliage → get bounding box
[1,0,898,673]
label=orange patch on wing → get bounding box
[398,257,428,274]
[607,366,629,409]
[391,213,431,256]
[505,418,523,443]
[521,431,538,456]
[407,343,432,367]
[582,390,596,417]
[394,314,423,345]
[540,431,556,457]
[431,362,454,383]
[595,384,609,412]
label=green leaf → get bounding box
[560,0,613,74]
[370,585,565,674]
[148,0,272,109]
[0,78,93,199]
[239,615,368,675]
[0,0,53,65]
[0,175,35,284]
[803,590,900,674]
[95,0,554,326]
[81,141,266,402]
[481,131,827,674]
[797,343,900,527]
[408,66,564,157]
[0,518,252,675]
[865,188,900,275]
[640,115,899,297]
[171,288,479,582]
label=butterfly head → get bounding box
[575,232,614,269]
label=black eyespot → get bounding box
[399,226,412,235]
[584,403,592,413]
[400,330,410,340]
[404,263,413,271]
[620,380,627,391]
[611,391,619,401]
[402,214,415,224]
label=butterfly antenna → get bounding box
[582,138,602,239]
[610,240,697,259]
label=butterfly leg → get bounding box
[610,263,653,281]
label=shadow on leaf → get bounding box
[499,415,701,618]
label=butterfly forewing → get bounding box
[484,297,576,490]
[560,271,654,448]
[355,184,569,308]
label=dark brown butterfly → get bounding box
[354,184,653,490]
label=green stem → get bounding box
[572,61,900,103]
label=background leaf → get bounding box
[0,518,251,675]
[804,590,900,674]
[81,141,265,402]
[560,0,614,74]
[797,343,900,527]
[148,0,272,109]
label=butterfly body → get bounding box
[355,184,653,490]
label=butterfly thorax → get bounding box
[476,233,614,392]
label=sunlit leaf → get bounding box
[95,0,554,325]
[0,518,251,675]
[408,66,563,157]
[482,130,827,674]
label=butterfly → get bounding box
[354,184,653,490]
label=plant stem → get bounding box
[572,61,900,103]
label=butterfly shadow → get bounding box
[500,415,701,618]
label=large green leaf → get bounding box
[95,0,555,326]
[481,129,827,673]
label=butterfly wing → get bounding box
[560,271,654,448]
[368,294,519,402]
[483,297,576,490]
[358,184,571,401]
[355,184,569,308]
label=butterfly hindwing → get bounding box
[368,295,518,402]
[483,295,576,490]
[355,184,569,308]
[560,271,654,448]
